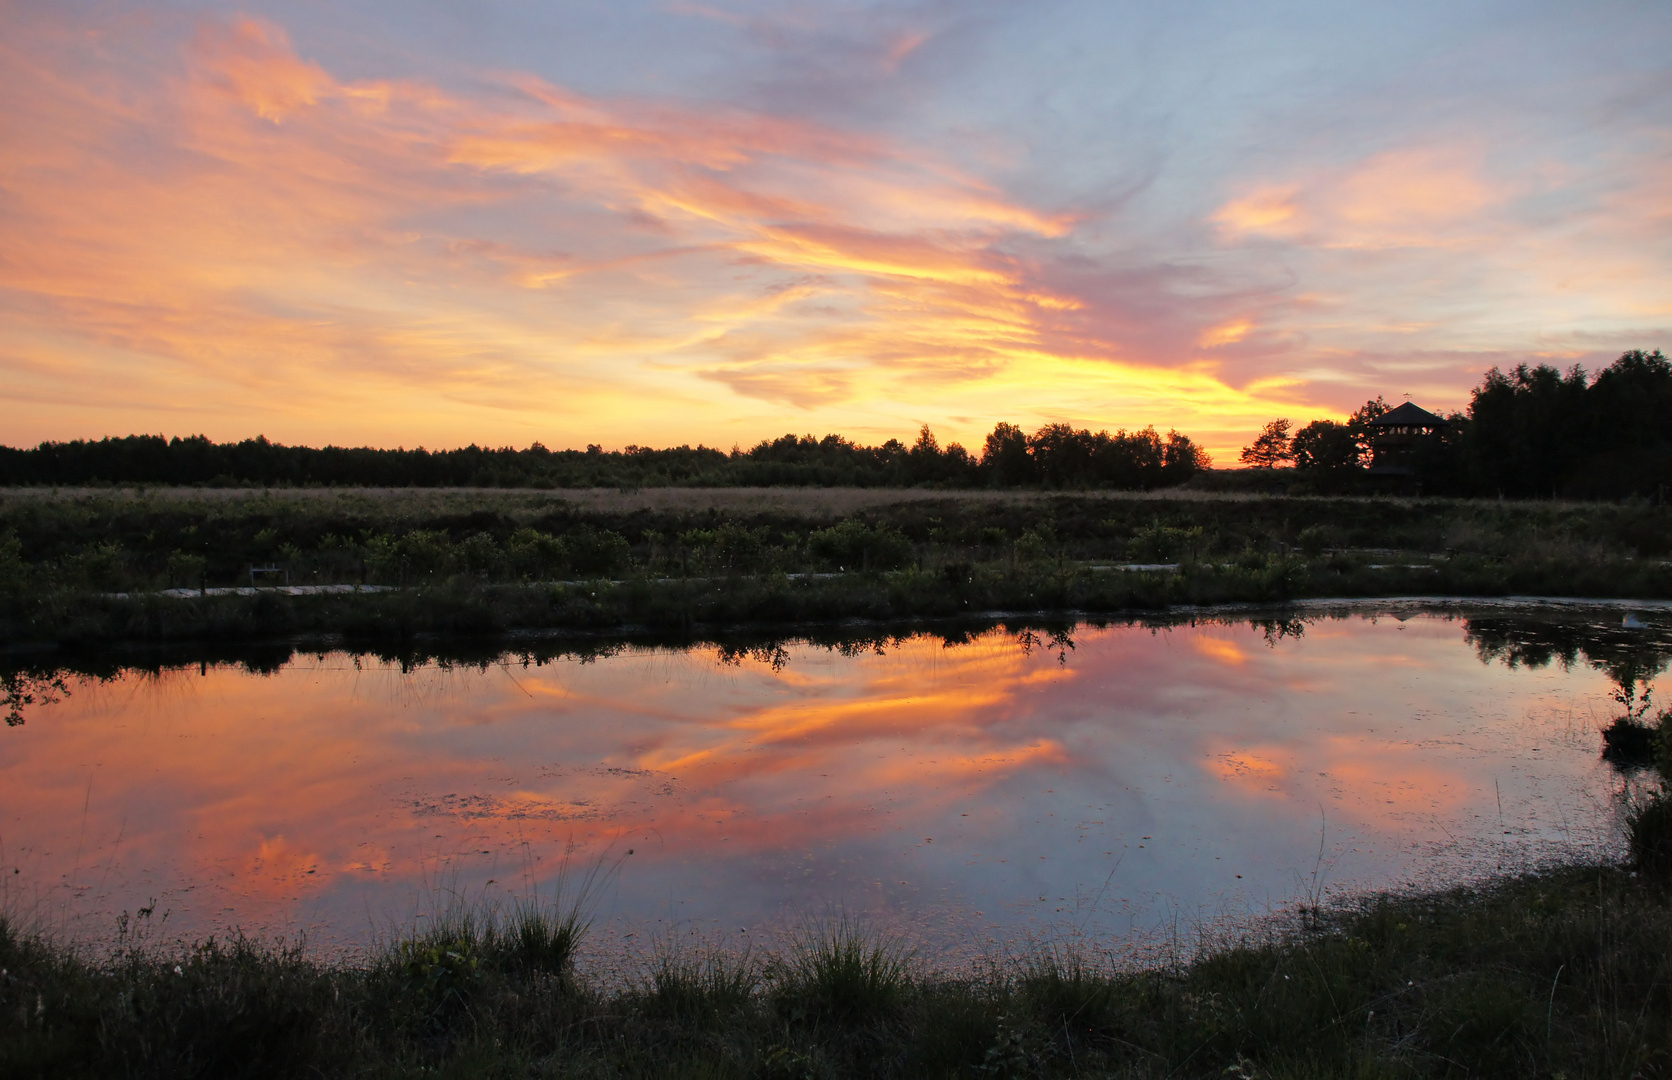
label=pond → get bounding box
[2,602,1665,966]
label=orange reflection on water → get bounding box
[1204,733,1476,821]
[1208,746,1289,796]
[1192,635,1250,667]
[0,614,1622,957]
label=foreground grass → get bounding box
[5,866,1672,1078]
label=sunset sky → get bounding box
[3,1,1669,459]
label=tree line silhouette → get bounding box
[0,422,1212,491]
[9,349,1665,497]
[1237,349,1672,499]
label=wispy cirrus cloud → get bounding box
[1,1,1668,456]
[0,9,1299,454]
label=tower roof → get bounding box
[1365,401,1447,428]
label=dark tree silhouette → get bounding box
[1239,419,1293,468]
[980,423,1035,487]
[1291,420,1358,472]
[1457,349,1672,498]
[0,420,1212,491]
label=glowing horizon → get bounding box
[2,2,1668,463]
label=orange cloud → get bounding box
[1199,318,1255,348]
[1212,187,1300,235]
[0,10,1313,455]
[1208,748,1289,798]
[194,18,333,122]
[1213,149,1507,250]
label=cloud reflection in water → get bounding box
[0,611,1627,960]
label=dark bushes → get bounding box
[1629,796,1672,876]
[807,520,913,571]
[1602,716,1660,769]
[7,487,1672,647]
[360,527,630,585]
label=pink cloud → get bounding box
[5,7,1661,457]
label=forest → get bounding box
[4,349,1668,498]
[1250,348,1672,499]
[0,423,1210,491]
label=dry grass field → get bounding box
[0,484,1290,514]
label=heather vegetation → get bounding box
[2,485,1671,646]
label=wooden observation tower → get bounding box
[1365,402,1448,477]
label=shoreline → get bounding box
[4,861,1667,1077]
[5,591,1669,666]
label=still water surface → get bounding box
[1,605,1656,963]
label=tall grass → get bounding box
[639,939,761,1022]
[776,912,912,1020]
[6,866,1672,1077]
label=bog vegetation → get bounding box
[3,485,1672,646]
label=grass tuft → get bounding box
[640,941,761,1022]
[493,895,590,977]
[778,913,911,1021]
[1017,944,1114,1031]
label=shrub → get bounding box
[566,528,630,576]
[507,528,568,580]
[808,520,913,572]
[58,540,126,590]
[456,532,502,578]
[165,549,208,588]
[1602,717,1660,770]
[366,529,456,584]
[1294,523,1340,556]
[1127,519,1204,561]
[0,533,27,599]
[1628,793,1672,875]
[396,932,481,1024]
[679,523,771,575]
[1014,525,1056,565]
